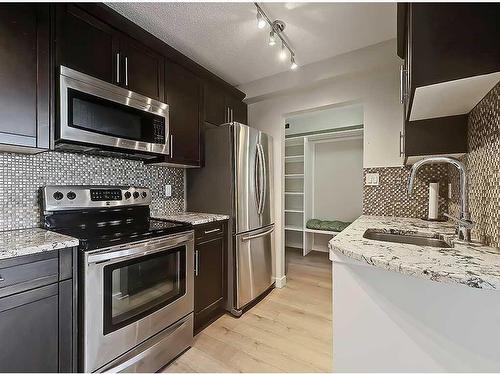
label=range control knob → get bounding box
[133,192,140,199]
[53,191,64,201]
[67,191,76,200]
[141,191,147,198]
[124,191,131,199]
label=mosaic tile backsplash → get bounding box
[363,165,450,219]
[0,151,185,231]
[449,82,500,248]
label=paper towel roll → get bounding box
[428,182,439,220]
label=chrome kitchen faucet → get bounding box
[407,156,474,242]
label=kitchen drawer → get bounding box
[194,221,226,242]
[0,254,59,298]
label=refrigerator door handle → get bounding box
[254,145,262,212]
[241,225,275,241]
[257,143,267,215]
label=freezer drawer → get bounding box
[235,225,274,309]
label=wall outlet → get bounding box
[165,184,172,197]
[365,173,380,186]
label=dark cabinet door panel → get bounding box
[56,4,119,84]
[121,36,165,101]
[0,284,59,372]
[227,96,248,124]
[0,4,49,148]
[194,227,226,333]
[195,237,224,313]
[165,61,201,165]
[404,114,468,159]
[204,82,227,126]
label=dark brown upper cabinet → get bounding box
[0,4,50,153]
[56,4,119,85]
[204,81,248,126]
[204,81,227,126]
[163,60,201,166]
[118,35,165,101]
[398,3,500,122]
[403,115,468,165]
[56,4,164,101]
[226,95,248,125]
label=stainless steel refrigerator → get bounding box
[187,122,274,316]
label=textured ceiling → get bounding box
[107,2,396,86]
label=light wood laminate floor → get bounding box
[163,248,332,373]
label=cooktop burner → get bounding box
[42,185,192,251]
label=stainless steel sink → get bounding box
[363,229,452,248]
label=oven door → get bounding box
[82,231,194,373]
[59,66,169,156]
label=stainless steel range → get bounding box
[42,186,194,373]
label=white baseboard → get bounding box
[273,275,287,288]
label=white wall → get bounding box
[286,103,363,136]
[238,39,403,284]
[313,138,363,222]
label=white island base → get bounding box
[332,252,500,372]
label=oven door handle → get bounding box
[87,232,193,264]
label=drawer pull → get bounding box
[0,276,3,282]
[204,228,220,235]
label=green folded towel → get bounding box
[306,219,351,232]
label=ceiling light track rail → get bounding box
[254,2,298,70]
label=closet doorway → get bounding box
[283,103,364,257]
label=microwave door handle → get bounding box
[170,134,174,159]
[116,53,120,84]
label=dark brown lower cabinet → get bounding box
[194,221,227,333]
[0,248,77,372]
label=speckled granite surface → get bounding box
[0,228,79,261]
[153,212,229,226]
[329,215,500,290]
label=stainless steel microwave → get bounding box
[56,66,169,159]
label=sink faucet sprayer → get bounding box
[407,156,474,242]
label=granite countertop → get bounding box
[0,228,79,261]
[153,212,229,226]
[329,215,500,290]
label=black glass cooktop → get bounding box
[44,206,191,251]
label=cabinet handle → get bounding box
[399,64,404,104]
[399,131,404,157]
[0,275,4,282]
[170,134,174,159]
[204,228,220,235]
[194,250,199,276]
[125,56,129,87]
[116,53,120,84]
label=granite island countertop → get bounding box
[153,212,229,226]
[0,228,79,261]
[329,215,500,290]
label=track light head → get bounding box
[269,31,276,46]
[257,12,266,29]
[279,44,287,60]
[290,55,298,70]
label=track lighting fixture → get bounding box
[257,11,266,29]
[269,31,276,46]
[279,43,287,60]
[254,3,297,70]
